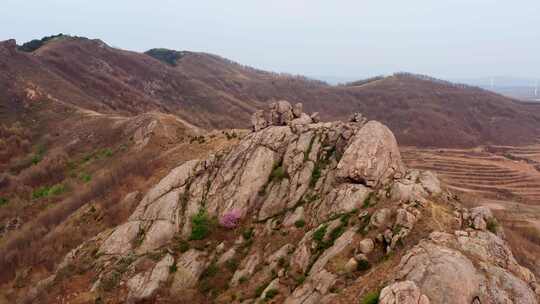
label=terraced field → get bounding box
[401,145,540,276]
[401,145,540,205]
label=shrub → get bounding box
[295,274,306,285]
[31,183,66,199]
[202,263,219,278]
[0,149,161,282]
[264,289,279,300]
[313,225,327,243]
[340,213,351,225]
[487,218,499,234]
[309,163,322,188]
[242,227,254,240]
[190,210,213,240]
[0,197,8,207]
[357,259,370,271]
[304,136,316,162]
[225,258,239,272]
[270,164,288,182]
[30,145,47,165]
[80,172,92,183]
[220,209,241,229]
[144,48,186,66]
[169,264,177,273]
[328,225,345,243]
[255,283,268,297]
[101,270,121,292]
[360,290,380,304]
[176,240,190,253]
[18,34,66,52]
[294,219,306,228]
[100,148,113,158]
[362,192,374,209]
[32,187,47,199]
[19,150,68,187]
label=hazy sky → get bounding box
[2,0,539,81]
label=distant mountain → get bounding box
[455,76,539,101]
[2,35,540,147]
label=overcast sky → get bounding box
[2,0,539,81]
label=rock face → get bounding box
[251,109,268,131]
[172,249,208,290]
[394,231,538,304]
[379,281,430,304]
[469,206,495,231]
[251,100,320,131]
[46,106,538,304]
[336,121,405,186]
[127,254,174,303]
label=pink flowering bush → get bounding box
[220,209,241,229]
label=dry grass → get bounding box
[0,150,161,283]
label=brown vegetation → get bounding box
[2,37,540,148]
[0,150,161,283]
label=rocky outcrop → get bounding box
[379,281,430,304]
[172,249,208,290]
[46,106,538,304]
[336,121,405,186]
[250,100,322,131]
[127,254,174,303]
[284,269,336,304]
[469,206,495,231]
[393,231,538,304]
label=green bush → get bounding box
[30,145,47,165]
[309,163,322,188]
[201,263,219,279]
[32,183,66,199]
[176,240,190,253]
[487,218,499,234]
[50,184,66,195]
[169,264,177,273]
[357,259,370,271]
[100,270,121,292]
[264,289,279,300]
[242,227,254,240]
[144,48,186,66]
[270,164,288,182]
[362,192,374,209]
[80,172,92,183]
[328,225,345,243]
[0,197,8,207]
[18,34,66,52]
[226,258,239,272]
[294,219,306,228]
[101,148,113,158]
[255,283,268,297]
[304,136,316,162]
[190,210,213,240]
[360,290,380,304]
[295,274,306,285]
[313,225,327,243]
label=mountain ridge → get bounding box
[2,35,540,148]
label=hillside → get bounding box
[2,36,540,147]
[3,104,538,303]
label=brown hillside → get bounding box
[2,37,540,147]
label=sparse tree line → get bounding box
[394,72,484,91]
